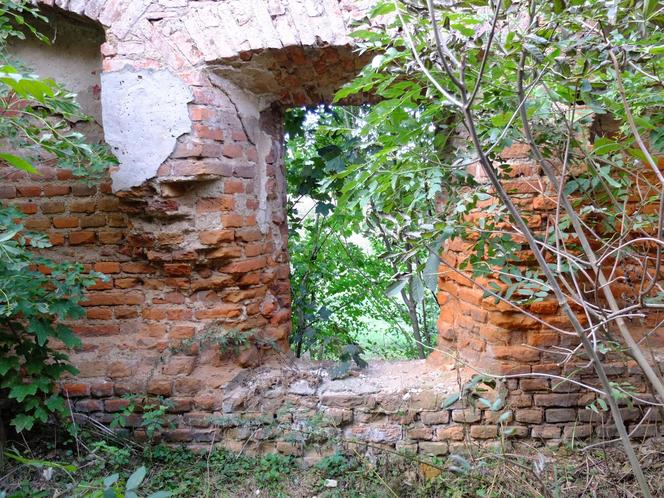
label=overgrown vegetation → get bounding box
[3,428,664,497]
[286,107,440,363]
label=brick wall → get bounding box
[2,0,661,452]
[432,142,664,374]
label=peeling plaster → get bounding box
[101,68,193,192]
[210,75,274,235]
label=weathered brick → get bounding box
[534,393,587,407]
[82,291,144,306]
[43,185,70,196]
[452,408,481,423]
[81,215,106,228]
[53,216,80,228]
[0,186,16,198]
[545,408,577,423]
[470,425,498,439]
[69,231,96,245]
[164,263,192,276]
[105,398,131,412]
[62,383,90,397]
[520,378,549,391]
[196,196,235,213]
[515,409,543,424]
[76,399,103,412]
[532,425,561,439]
[17,185,41,197]
[41,201,65,214]
[418,442,448,456]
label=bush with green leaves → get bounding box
[0,1,114,436]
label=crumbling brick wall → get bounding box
[2,1,661,453]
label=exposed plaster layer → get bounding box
[8,10,104,132]
[101,69,193,192]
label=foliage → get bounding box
[338,0,664,493]
[285,106,439,361]
[108,396,175,442]
[0,1,114,434]
[3,430,663,497]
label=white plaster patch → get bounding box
[101,69,193,192]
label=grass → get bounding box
[2,424,663,497]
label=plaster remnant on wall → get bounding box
[209,74,274,235]
[101,68,193,192]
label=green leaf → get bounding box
[10,413,35,432]
[385,278,407,298]
[442,393,460,408]
[103,473,120,488]
[126,466,147,490]
[0,153,38,173]
[9,383,38,402]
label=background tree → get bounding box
[331,0,664,494]
[285,106,440,362]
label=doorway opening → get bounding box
[283,105,439,366]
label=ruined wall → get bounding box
[432,143,664,374]
[2,0,368,391]
[2,1,661,453]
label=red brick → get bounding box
[94,262,121,274]
[121,263,156,274]
[105,398,131,412]
[199,229,234,245]
[72,184,96,196]
[0,186,16,198]
[56,169,74,180]
[195,196,235,213]
[493,345,541,362]
[164,263,192,276]
[81,215,106,228]
[43,185,70,197]
[49,233,65,246]
[224,178,244,193]
[194,305,242,319]
[222,143,243,158]
[98,232,123,244]
[69,231,96,245]
[115,306,139,319]
[17,185,41,197]
[189,105,217,121]
[163,356,195,375]
[235,227,262,242]
[86,307,113,320]
[514,409,542,425]
[520,378,549,391]
[221,213,244,228]
[220,256,267,273]
[470,425,498,439]
[76,399,103,412]
[532,425,561,439]
[18,202,38,214]
[40,201,65,214]
[82,291,145,306]
[24,218,51,230]
[98,197,120,211]
[90,382,114,397]
[147,378,172,396]
[115,278,140,289]
[72,324,120,336]
[62,383,90,397]
[53,216,79,228]
[193,123,223,140]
